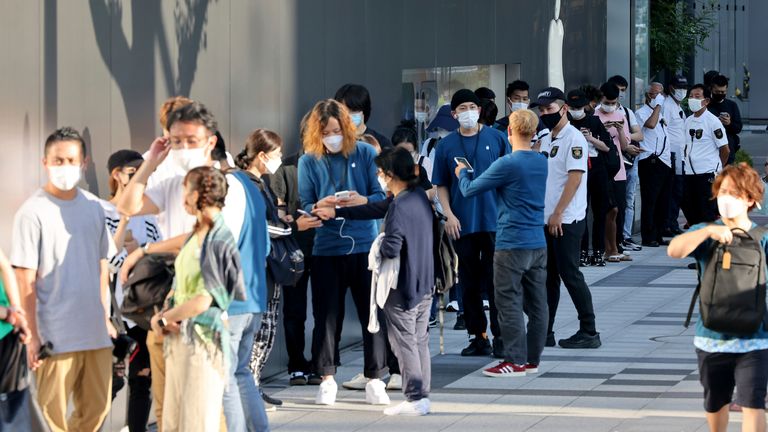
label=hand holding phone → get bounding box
[334,190,351,200]
[454,157,474,173]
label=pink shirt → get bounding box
[595,109,630,181]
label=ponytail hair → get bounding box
[375,147,419,188]
[235,128,282,170]
[184,166,228,229]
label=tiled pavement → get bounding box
[262,244,753,431]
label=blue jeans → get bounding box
[223,313,270,432]
[623,162,639,240]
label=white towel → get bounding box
[367,233,400,333]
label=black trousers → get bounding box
[681,173,718,226]
[545,219,597,336]
[666,153,685,230]
[282,263,312,374]
[581,159,609,253]
[612,180,627,247]
[454,232,499,338]
[310,253,387,378]
[638,157,672,244]
[126,325,151,432]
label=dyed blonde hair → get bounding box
[303,99,358,157]
[508,109,539,140]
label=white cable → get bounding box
[336,217,355,255]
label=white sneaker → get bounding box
[483,300,490,310]
[445,301,459,312]
[383,398,430,416]
[342,372,368,390]
[386,373,402,390]
[315,378,338,405]
[365,379,390,405]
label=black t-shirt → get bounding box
[364,127,393,150]
[707,99,742,148]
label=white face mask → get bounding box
[377,176,388,192]
[717,194,749,219]
[263,156,282,175]
[48,165,82,191]
[170,147,208,172]
[350,113,364,128]
[457,110,480,129]
[509,102,528,112]
[674,89,687,101]
[688,98,704,113]
[568,109,585,120]
[414,111,427,123]
[601,104,617,114]
[322,135,344,153]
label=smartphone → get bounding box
[334,190,351,200]
[454,157,474,173]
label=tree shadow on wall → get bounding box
[88,0,214,151]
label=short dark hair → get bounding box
[375,147,419,188]
[44,127,86,157]
[166,101,218,134]
[391,122,418,148]
[334,84,372,122]
[211,131,227,162]
[690,83,712,99]
[711,74,729,88]
[479,98,498,126]
[607,75,629,88]
[703,70,720,87]
[600,82,620,101]
[580,84,603,103]
[506,80,530,98]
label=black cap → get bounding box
[670,75,688,88]
[566,89,590,108]
[451,89,482,110]
[530,87,566,107]
[107,149,144,173]
[474,87,496,100]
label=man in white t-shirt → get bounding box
[532,88,600,350]
[662,75,688,236]
[681,83,730,225]
[117,101,218,429]
[607,75,645,251]
[635,82,672,248]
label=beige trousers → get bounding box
[146,330,166,432]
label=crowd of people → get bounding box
[0,70,760,432]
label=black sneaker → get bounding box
[289,371,308,386]
[307,373,322,385]
[545,333,556,347]
[428,317,438,328]
[453,314,466,331]
[492,338,504,359]
[590,252,606,267]
[260,389,283,406]
[580,250,589,267]
[461,336,492,356]
[558,332,601,349]
[622,239,642,251]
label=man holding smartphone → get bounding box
[707,74,742,165]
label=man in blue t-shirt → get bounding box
[455,109,549,377]
[432,89,510,357]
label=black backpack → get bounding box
[433,210,459,294]
[686,226,768,335]
[267,229,305,287]
[121,253,176,330]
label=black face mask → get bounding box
[540,110,564,130]
[711,93,726,103]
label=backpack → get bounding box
[267,229,305,287]
[621,106,640,167]
[433,210,458,294]
[121,253,176,330]
[685,226,768,335]
[600,135,621,178]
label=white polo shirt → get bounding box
[635,104,671,168]
[541,124,588,224]
[683,110,729,175]
[663,96,686,173]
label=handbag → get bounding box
[121,253,176,330]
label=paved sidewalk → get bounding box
[262,244,749,431]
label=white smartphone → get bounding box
[454,157,474,173]
[334,190,351,199]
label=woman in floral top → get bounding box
[150,166,245,432]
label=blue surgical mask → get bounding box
[350,112,364,127]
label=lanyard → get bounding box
[458,127,482,166]
[322,155,348,192]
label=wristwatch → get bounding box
[142,243,151,255]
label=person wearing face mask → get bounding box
[335,83,393,150]
[118,101,219,429]
[681,84,730,228]
[100,150,161,432]
[533,87,601,349]
[11,127,116,431]
[143,96,194,186]
[635,82,672,247]
[607,75,645,252]
[297,99,388,406]
[662,75,689,237]
[431,89,510,358]
[496,80,531,131]
[566,89,614,267]
[668,163,768,432]
[707,74,743,165]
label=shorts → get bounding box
[696,348,768,412]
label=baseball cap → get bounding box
[566,89,590,108]
[670,75,689,88]
[108,149,144,173]
[529,87,566,107]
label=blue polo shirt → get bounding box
[431,126,510,235]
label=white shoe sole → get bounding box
[525,367,539,373]
[482,370,526,378]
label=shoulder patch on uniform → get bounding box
[714,129,724,139]
[695,129,703,140]
[571,147,583,159]
[550,146,559,158]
